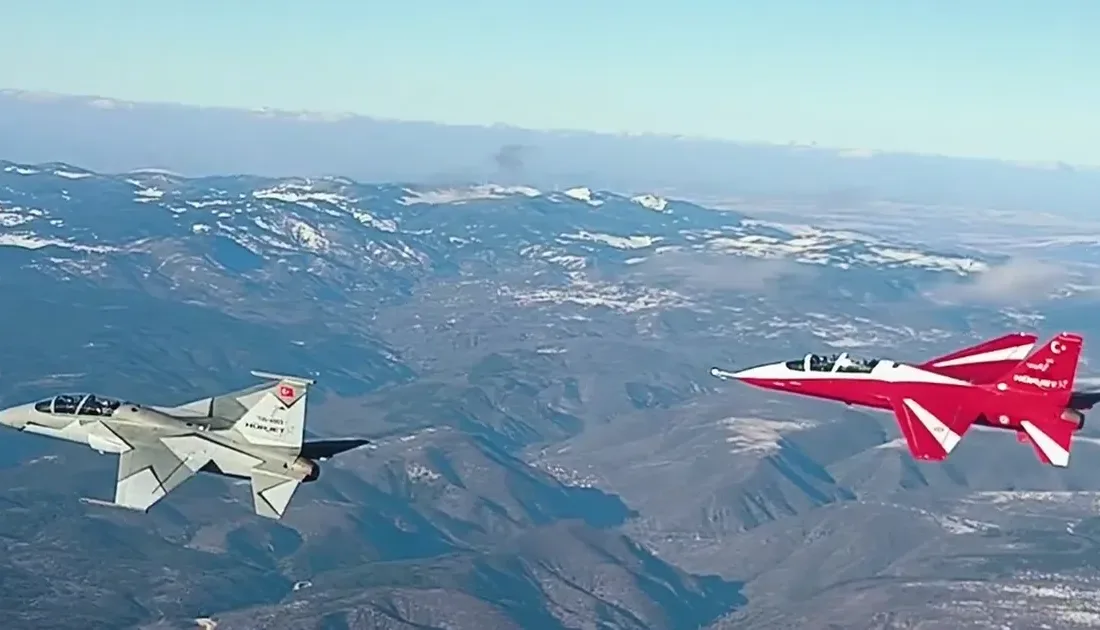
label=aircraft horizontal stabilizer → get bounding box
[250,468,302,519]
[1020,418,1074,468]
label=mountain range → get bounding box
[3,89,1100,215]
[2,159,1100,629]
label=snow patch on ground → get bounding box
[720,417,815,454]
[561,230,660,250]
[399,184,541,205]
[504,277,690,313]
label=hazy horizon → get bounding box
[4,0,1096,166]
[4,87,1098,172]
[1,88,1098,220]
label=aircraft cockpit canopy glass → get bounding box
[806,352,880,373]
[78,394,122,416]
[33,394,123,416]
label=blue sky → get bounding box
[2,0,1097,164]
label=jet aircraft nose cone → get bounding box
[711,363,791,382]
[710,365,776,380]
[709,367,740,380]
[0,404,32,429]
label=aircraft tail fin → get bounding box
[1001,333,1082,404]
[921,332,1037,383]
[231,371,315,450]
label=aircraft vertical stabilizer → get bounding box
[231,371,314,450]
[1001,333,1081,404]
[997,333,1084,468]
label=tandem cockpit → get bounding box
[783,352,881,374]
[32,394,125,417]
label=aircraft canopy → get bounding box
[33,394,124,416]
[784,352,879,374]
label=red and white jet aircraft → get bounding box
[710,332,1093,467]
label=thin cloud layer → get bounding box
[638,250,815,292]
[928,258,1074,304]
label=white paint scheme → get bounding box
[929,343,1035,368]
[250,468,305,519]
[710,367,737,380]
[726,357,971,386]
[0,371,364,519]
[87,428,130,454]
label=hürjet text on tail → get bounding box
[0,370,369,519]
[710,332,1091,468]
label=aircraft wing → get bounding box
[110,436,213,512]
[888,396,973,462]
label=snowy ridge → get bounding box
[399,184,540,205]
[502,276,692,313]
[721,417,816,455]
[631,194,669,213]
[560,230,660,250]
[0,233,118,253]
[946,578,1100,627]
[0,160,1000,302]
[706,220,987,273]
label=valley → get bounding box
[2,160,1100,628]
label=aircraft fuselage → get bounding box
[712,358,1085,436]
[0,401,320,483]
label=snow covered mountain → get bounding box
[0,160,993,311]
[1,161,987,275]
[5,159,1100,629]
[0,159,1043,384]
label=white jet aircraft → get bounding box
[0,371,368,519]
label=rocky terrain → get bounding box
[2,160,1100,629]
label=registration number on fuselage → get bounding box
[244,415,286,434]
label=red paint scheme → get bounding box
[715,332,1087,467]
